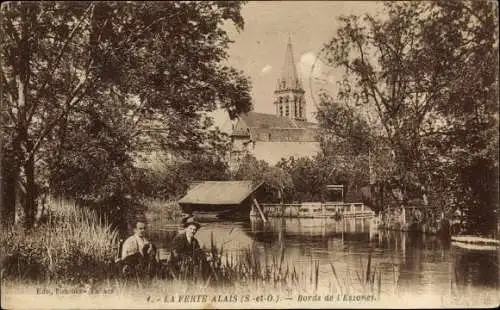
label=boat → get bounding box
[452,242,498,251]
[451,235,500,245]
[451,235,499,251]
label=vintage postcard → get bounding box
[1,1,498,309]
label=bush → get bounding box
[132,155,230,202]
[144,199,183,225]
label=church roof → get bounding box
[239,112,317,129]
[232,112,318,142]
[277,36,302,91]
[249,127,318,142]
[241,112,297,128]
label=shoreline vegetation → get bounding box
[1,1,497,308]
[2,199,497,308]
[2,199,384,294]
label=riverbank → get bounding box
[3,278,497,309]
[2,200,497,308]
[374,206,453,235]
[1,199,382,292]
[1,201,118,282]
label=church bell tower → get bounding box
[274,36,306,121]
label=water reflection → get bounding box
[148,217,498,295]
[453,248,499,288]
[248,217,371,245]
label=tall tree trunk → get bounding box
[1,148,17,228]
[11,3,34,229]
[23,140,36,229]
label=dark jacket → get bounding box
[169,232,212,280]
[170,233,204,262]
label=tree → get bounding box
[320,1,444,204]
[316,90,372,157]
[233,154,292,203]
[315,93,399,211]
[46,97,136,200]
[276,156,332,202]
[1,2,252,228]
[319,0,498,233]
[416,1,499,234]
[277,154,370,203]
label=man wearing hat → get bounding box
[171,217,203,261]
[169,216,212,278]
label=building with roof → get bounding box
[230,37,321,168]
[178,181,264,220]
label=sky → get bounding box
[212,1,383,132]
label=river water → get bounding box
[148,217,498,302]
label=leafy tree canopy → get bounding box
[1,1,252,227]
[317,0,498,234]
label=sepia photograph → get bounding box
[1,1,499,309]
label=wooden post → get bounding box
[253,197,267,223]
[342,217,345,243]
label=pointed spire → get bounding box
[277,35,302,91]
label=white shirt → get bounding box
[121,234,150,259]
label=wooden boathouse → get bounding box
[178,181,264,221]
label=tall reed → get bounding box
[3,201,386,298]
[1,199,119,282]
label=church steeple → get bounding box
[274,36,306,121]
[278,36,302,90]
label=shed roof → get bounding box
[178,181,263,205]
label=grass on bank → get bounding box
[1,199,119,283]
[1,198,385,297]
[2,199,492,308]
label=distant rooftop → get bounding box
[239,111,317,129]
[232,111,318,142]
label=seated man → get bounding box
[169,218,212,279]
[119,220,157,276]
